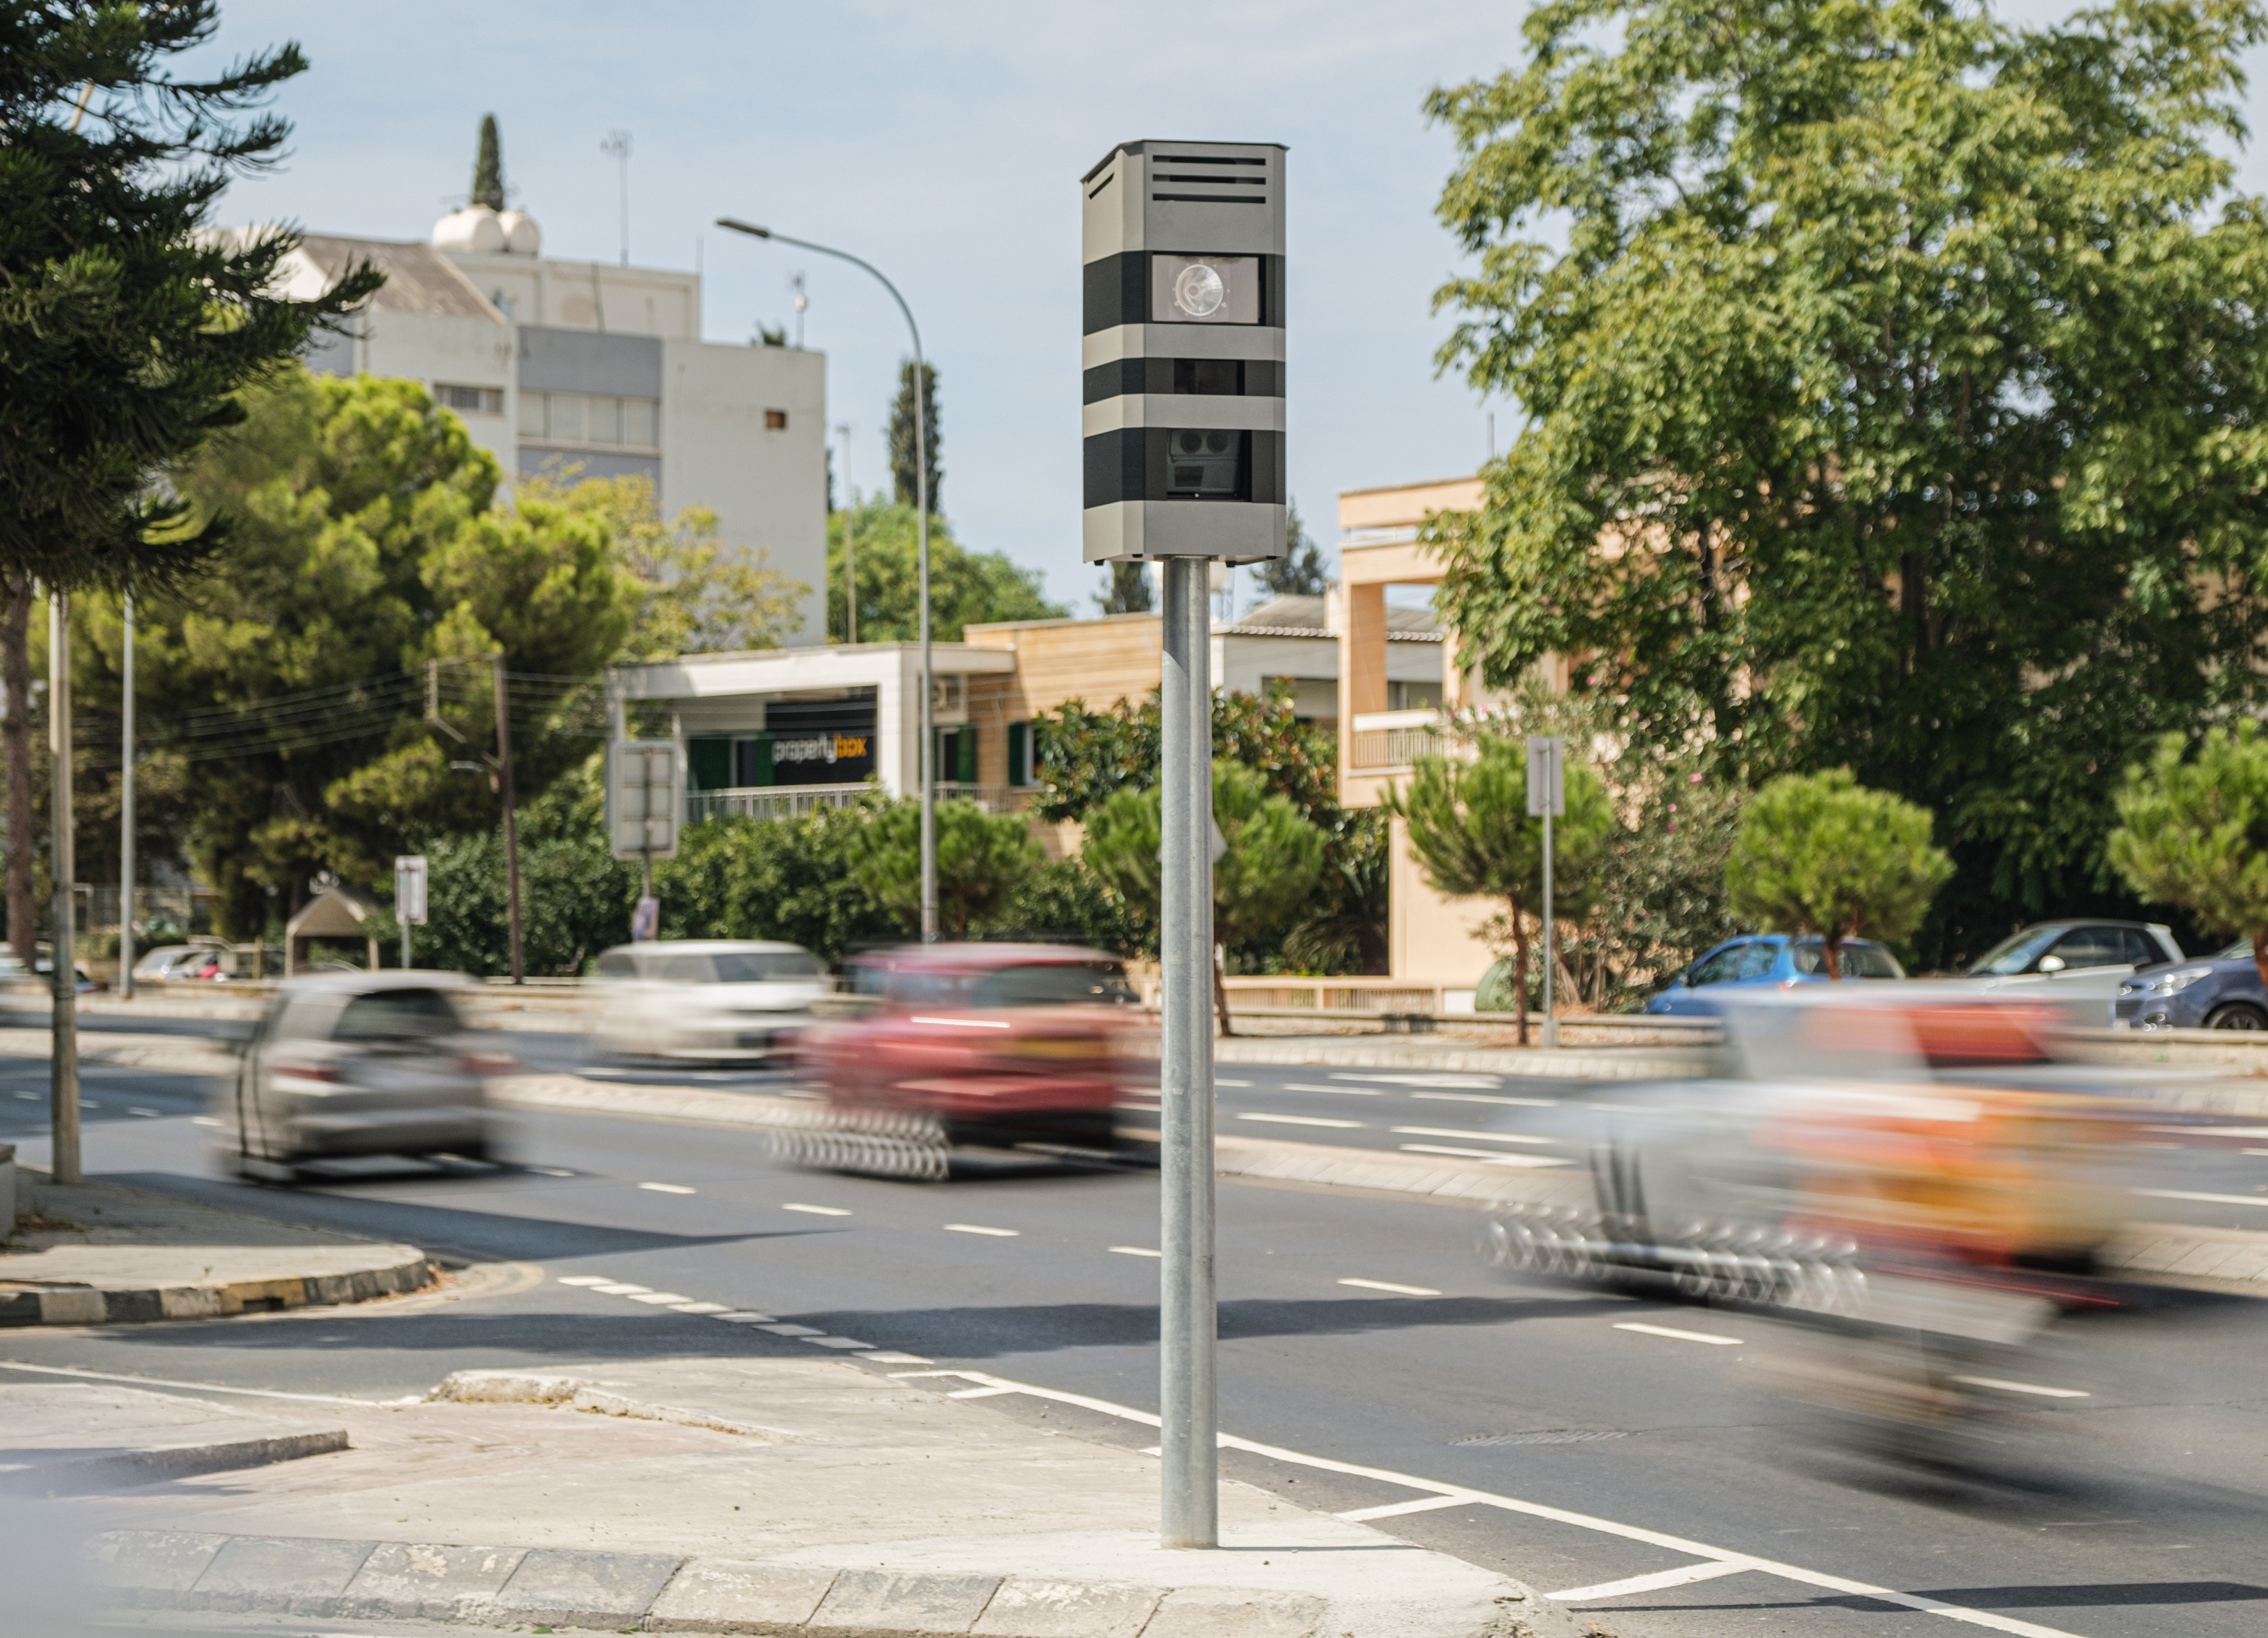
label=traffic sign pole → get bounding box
[1528,736,1565,1050]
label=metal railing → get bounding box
[685,782,1034,825]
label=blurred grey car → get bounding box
[589,940,829,1063]
[212,972,510,1181]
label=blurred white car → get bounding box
[213,972,510,1180]
[590,940,829,1064]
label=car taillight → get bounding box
[459,1053,516,1075]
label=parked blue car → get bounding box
[2114,941,2268,1031]
[1646,934,1907,1016]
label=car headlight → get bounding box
[2149,966,2215,994]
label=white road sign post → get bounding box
[609,740,679,941]
[1527,735,1565,1050]
[394,855,428,969]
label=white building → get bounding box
[274,204,827,643]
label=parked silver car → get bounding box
[589,940,829,1064]
[213,972,510,1180]
[1959,920,2182,1014]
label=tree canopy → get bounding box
[471,113,505,211]
[825,500,1061,642]
[2109,724,2268,989]
[1725,769,1952,975]
[1426,0,2268,965]
[851,796,1042,940]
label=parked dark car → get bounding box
[1646,934,1905,1015]
[2115,940,2266,1031]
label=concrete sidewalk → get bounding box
[53,1355,1589,1638]
[1,1174,431,1326]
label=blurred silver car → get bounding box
[589,940,828,1063]
[213,972,509,1180]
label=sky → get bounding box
[189,2,2268,615]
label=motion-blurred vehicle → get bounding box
[1645,933,1904,1014]
[211,971,510,1181]
[588,939,830,1063]
[1958,919,2180,1009]
[132,943,213,984]
[2115,938,2267,1031]
[791,942,1142,1177]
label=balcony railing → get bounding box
[1348,709,1447,771]
[685,782,1035,826]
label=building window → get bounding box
[1007,721,1033,787]
[434,382,504,417]
[764,409,788,431]
[519,392,662,450]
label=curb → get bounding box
[0,1251,434,1328]
[10,1428,349,1496]
[82,1527,1583,1638]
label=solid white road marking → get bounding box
[1281,1083,1385,1096]
[670,1301,730,1314]
[1390,1126,1556,1145]
[948,1385,1022,1398]
[858,1351,933,1364]
[1616,1322,1743,1346]
[1550,1560,1761,1602]
[638,1181,696,1195]
[590,1283,651,1295]
[1111,1246,1163,1259]
[1336,1494,1476,1522]
[801,1336,873,1349]
[1339,1277,1442,1297]
[626,1292,694,1305]
[1238,1112,1365,1129]
[1950,1376,2091,1400]
[1411,1090,1559,1108]
[129,1107,160,1117]
[2133,1188,2268,1207]
[944,1222,1019,1237]
[885,1367,2088,1638]
[0,1358,399,1408]
[1399,1144,1571,1168]
[782,1202,851,1216]
[1333,1073,1504,1089]
[555,1275,613,1286]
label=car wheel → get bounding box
[2206,1002,2268,1031]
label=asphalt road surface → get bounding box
[7,1032,2268,1636]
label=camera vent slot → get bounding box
[1087,169,1115,200]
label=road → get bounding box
[6,1024,2268,1636]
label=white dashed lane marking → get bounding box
[782,1202,851,1216]
[1238,1112,1364,1129]
[1411,1090,1559,1108]
[1615,1322,1743,1346]
[1390,1126,1556,1145]
[1280,1083,1384,1097]
[638,1181,696,1195]
[555,1275,613,1287]
[1949,1376,2090,1400]
[1339,1277,1442,1297]
[1110,1246,1163,1259]
[943,1223,1020,1237]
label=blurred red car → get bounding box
[792,943,1145,1175]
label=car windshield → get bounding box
[332,987,464,1043]
[2218,939,2254,961]
[1791,941,1904,978]
[967,963,1136,1008]
[1966,927,2064,976]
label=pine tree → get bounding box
[888,360,942,514]
[471,113,505,211]
[1096,561,1153,614]
[1254,499,1328,598]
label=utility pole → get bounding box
[836,422,857,645]
[1528,735,1564,1050]
[492,656,524,984]
[119,590,135,1002]
[49,591,78,1183]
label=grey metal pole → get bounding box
[1158,556,1216,1549]
[710,219,933,940]
[491,654,524,985]
[48,590,78,1183]
[1541,805,1556,1050]
[119,591,135,1002]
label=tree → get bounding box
[1389,733,1612,1044]
[77,369,634,933]
[825,500,1062,642]
[1425,0,2268,969]
[851,797,1042,940]
[0,2,379,954]
[1082,760,1327,1032]
[888,360,942,515]
[1097,561,1153,615]
[1725,770,1953,978]
[2109,724,2268,991]
[1253,499,1328,599]
[523,471,806,658]
[1033,688,1336,825]
[470,113,505,210]
[994,855,1148,954]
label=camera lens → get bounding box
[1177,431,1202,455]
[1205,431,1229,455]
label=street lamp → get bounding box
[715,217,935,942]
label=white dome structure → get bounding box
[496,209,541,256]
[431,205,506,255]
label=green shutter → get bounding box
[688,736,730,791]
[1007,721,1030,787]
[751,735,775,786]
[957,725,978,784]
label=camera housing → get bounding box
[1081,140,1287,564]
